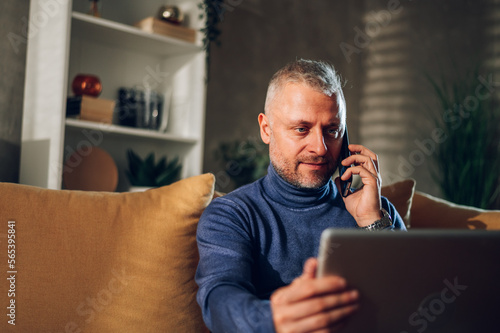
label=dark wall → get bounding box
[356,0,491,195]
[203,0,497,196]
[204,0,365,192]
[0,0,30,182]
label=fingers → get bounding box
[339,144,381,187]
[272,288,360,333]
[272,275,348,305]
[340,165,380,188]
[277,289,359,321]
[302,258,318,279]
[272,259,360,333]
[346,144,379,171]
[338,144,383,225]
[294,302,359,333]
[342,153,379,176]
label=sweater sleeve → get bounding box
[382,196,407,231]
[195,197,276,332]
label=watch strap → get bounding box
[359,208,392,231]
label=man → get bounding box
[196,59,407,332]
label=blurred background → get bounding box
[1,0,499,209]
[203,0,500,208]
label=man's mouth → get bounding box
[300,161,328,170]
[299,157,328,165]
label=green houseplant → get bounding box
[198,0,222,80]
[214,137,270,189]
[427,68,500,209]
[126,149,182,189]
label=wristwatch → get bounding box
[359,208,392,231]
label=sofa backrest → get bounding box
[380,178,500,229]
[410,191,500,229]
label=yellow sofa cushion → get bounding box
[410,191,500,230]
[381,179,416,228]
[0,174,214,332]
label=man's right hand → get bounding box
[270,258,359,333]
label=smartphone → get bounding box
[338,126,352,197]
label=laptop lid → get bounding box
[317,229,500,333]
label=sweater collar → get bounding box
[263,164,336,207]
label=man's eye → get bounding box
[327,129,340,137]
[295,127,307,133]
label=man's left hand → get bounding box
[335,144,382,227]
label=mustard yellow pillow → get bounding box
[381,179,416,228]
[410,191,500,230]
[0,174,214,332]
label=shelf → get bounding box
[65,118,198,144]
[71,12,202,56]
[20,1,205,190]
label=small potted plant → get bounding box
[214,137,270,189]
[198,0,222,80]
[126,149,182,191]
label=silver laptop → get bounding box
[317,229,500,333]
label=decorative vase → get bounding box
[72,74,102,97]
[157,5,184,25]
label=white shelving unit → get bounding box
[65,118,198,144]
[21,0,206,191]
[71,12,200,56]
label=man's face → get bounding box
[259,83,345,189]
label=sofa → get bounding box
[1,175,499,332]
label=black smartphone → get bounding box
[338,126,352,197]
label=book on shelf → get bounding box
[66,95,116,124]
[134,17,196,43]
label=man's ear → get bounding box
[258,113,271,144]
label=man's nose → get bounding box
[308,131,327,156]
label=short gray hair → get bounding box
[264,59,346,117]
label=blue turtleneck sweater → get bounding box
[195,165,406,332]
